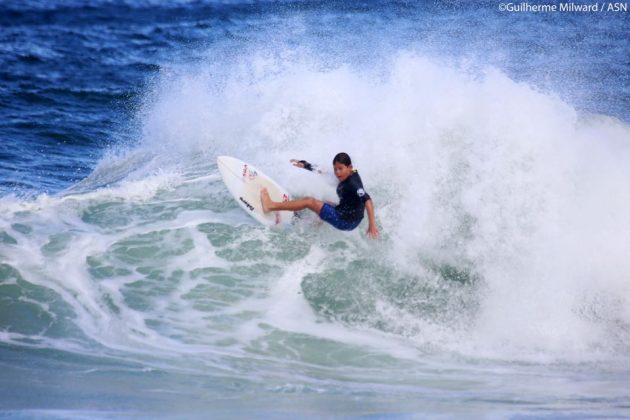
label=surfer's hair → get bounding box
[332,152,352,166]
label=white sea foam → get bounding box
[2,51,629,366]
[131,50,630,359]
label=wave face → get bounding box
[1,1,629,417]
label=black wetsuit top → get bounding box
[335,171,371,222]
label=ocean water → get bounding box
[1,0,629,418]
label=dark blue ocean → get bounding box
[1,1,629,418]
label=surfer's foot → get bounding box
[260,188,273,213]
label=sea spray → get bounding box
[3,51,628,365]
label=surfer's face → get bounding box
[333,162,353,182]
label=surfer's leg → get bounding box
[261,188,323,215]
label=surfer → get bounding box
[261,152,379,239]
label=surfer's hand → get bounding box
[290,159,305,169]
[290,159,316,172]
[367,223,379,240]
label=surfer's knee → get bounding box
[305,197,323,213]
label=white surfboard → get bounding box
[217,156,294,227]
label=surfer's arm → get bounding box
[365,198,379,240]
[291,159,324,174]
[291,159,338,187]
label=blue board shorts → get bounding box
[319,203,361,231]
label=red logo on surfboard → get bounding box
[242,163,258,180]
